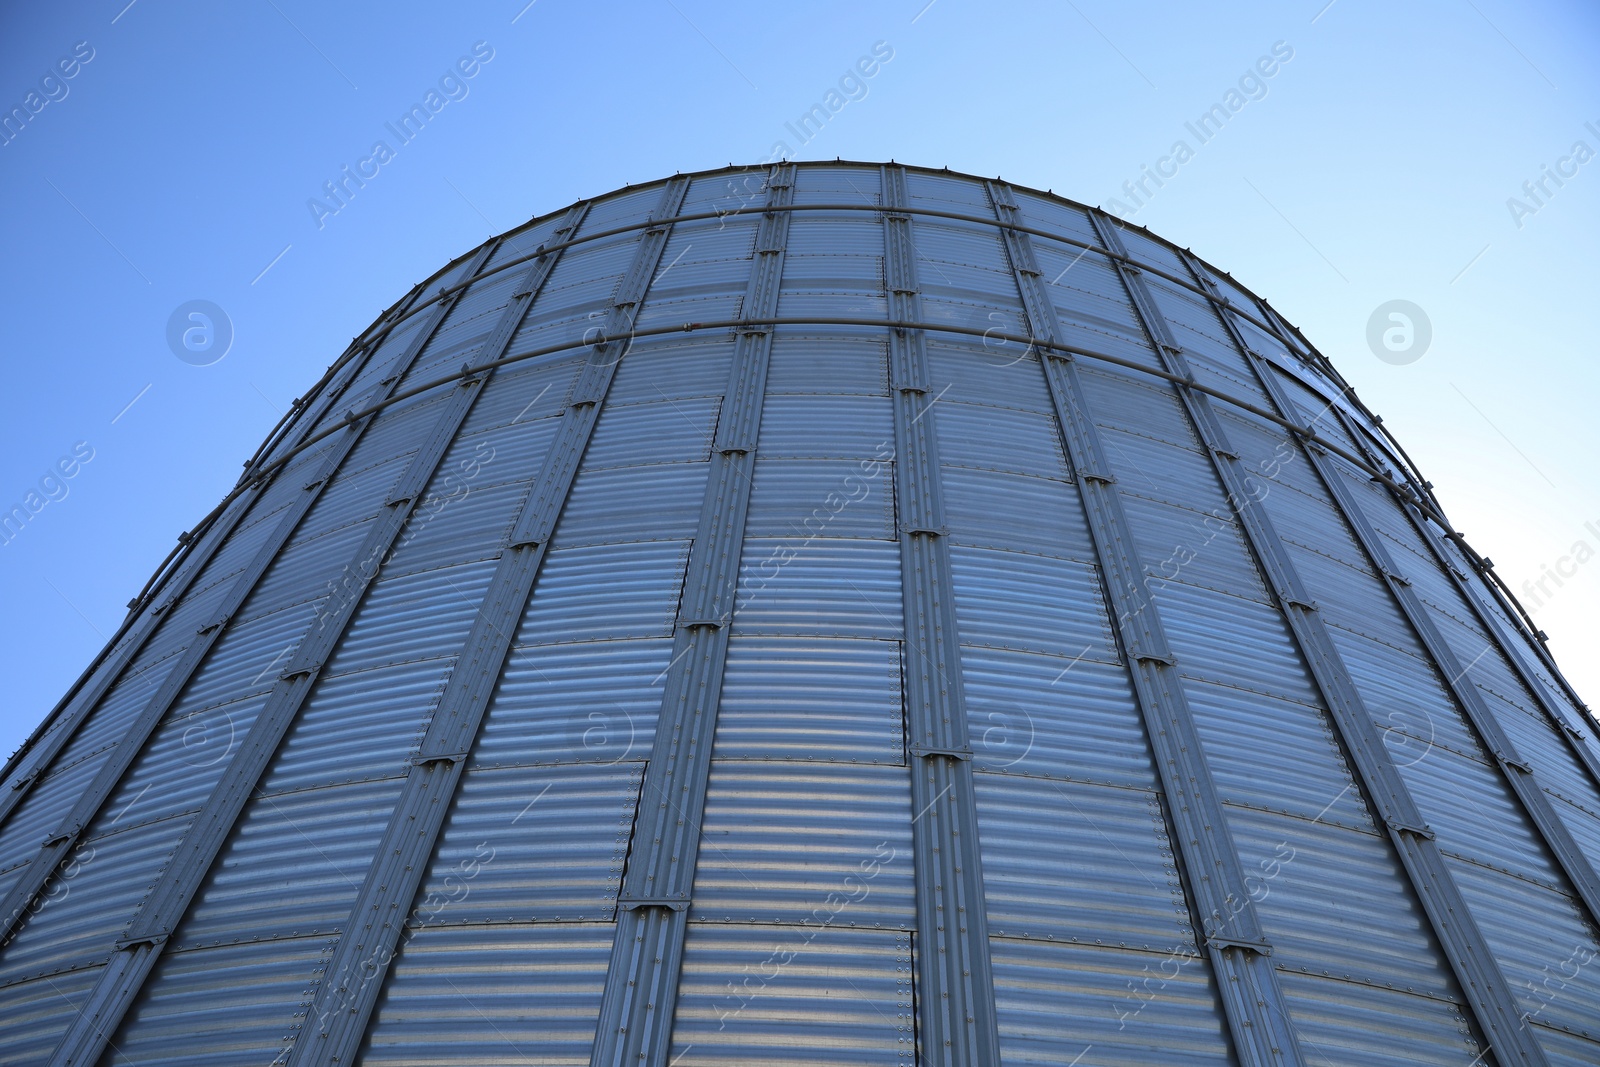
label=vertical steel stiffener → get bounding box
[1,163,1596,1067]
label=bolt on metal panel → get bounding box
[0,162,1595,1067]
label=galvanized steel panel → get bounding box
[97,936,327,1067]
[1223,805,1462,999]
[744,457,896,541]
[1182,681,1370,829]
[669,925,913,1066]
[712,636,903,764]
[1445,855,1600,1037]
[733,538,901,639]
[512,540,691,646]
[0,814,181,980]
[989,937,1234,1065]
[948,544,1116,660]
[924,340,1055,412]
[415,763,644,924]
[765,335,887,395]
[474,638,674,769]
[935,400,1072,479]
[10,164,1599,1066]
[1154,579,1323,705]
[942,466,1092,557]
[355,922,614,1066]
[109,691,271,820]
[257,657,454,794]
[960,645,1155,788]
[553,462,709,546]
[581,396,719,469]
[0,965,98,1067]
[974,774,1189,950]
[1273,970,1482,1067]
[173,778,402,948]
[690,762,914,928]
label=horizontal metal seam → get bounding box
[1177,245,1551,1067]
[591,165,792,1067]
[281,185,681,1067]
[994,183,1301,1067]
[0,244,496,968]
[885,163,1001,1067]
[35,240,508,1067]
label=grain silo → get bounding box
[2,161,1598,1067]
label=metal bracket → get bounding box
[411,752,468,768]
[909,745,972,761]
[113,932,168,951]
[617,896,690,911]
[1388,819,1436,841]
[678,617,725,630]
[1495,752,1533,774]
[1207,934,1271,956]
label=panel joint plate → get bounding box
[1169,241,1553,1067]
[590,164,796,1067]
[37,236,515,1067]
[885,164,1003,1067]
[995,186,1301,1067]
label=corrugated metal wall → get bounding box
[2,162,1597,1067]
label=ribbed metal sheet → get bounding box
[414,762,644,923]
[5,162,1596,1067]
[712,636,903,764]
[689,762,914,927]
[173,777,401,948]
[356,923,615,1066]
[974,774,1188,949]
[474,638,673,768]
[669,925,913,1066]
[99,935,328,1067]
[988,938,1233,1066]
[512,540,691,645]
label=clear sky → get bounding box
[1,0,1596,760]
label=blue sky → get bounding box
[1,0,1596,759]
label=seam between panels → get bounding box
[0,240,499,981]
[35,238,527,1067]
[587,165,794,1067]
[883,163,1003,1067]
[987,180,1305,1067]
[0,282,432,828]
[1165,242,1552,1067]
[263,180,687,1067]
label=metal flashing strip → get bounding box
[883,164,1001,1067]
[989,182,1302,1067]
[1167,242,1551,1067]
[45,209,595,1067]
[279,179,689,1067]
[170,307,1485,613]
[1311,411,1600,936]
[0,288,423,829]
[1334,405,1600,802]
[0,240,499,957]
[1093,211,1525,1061]
[589,164,795,1067]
